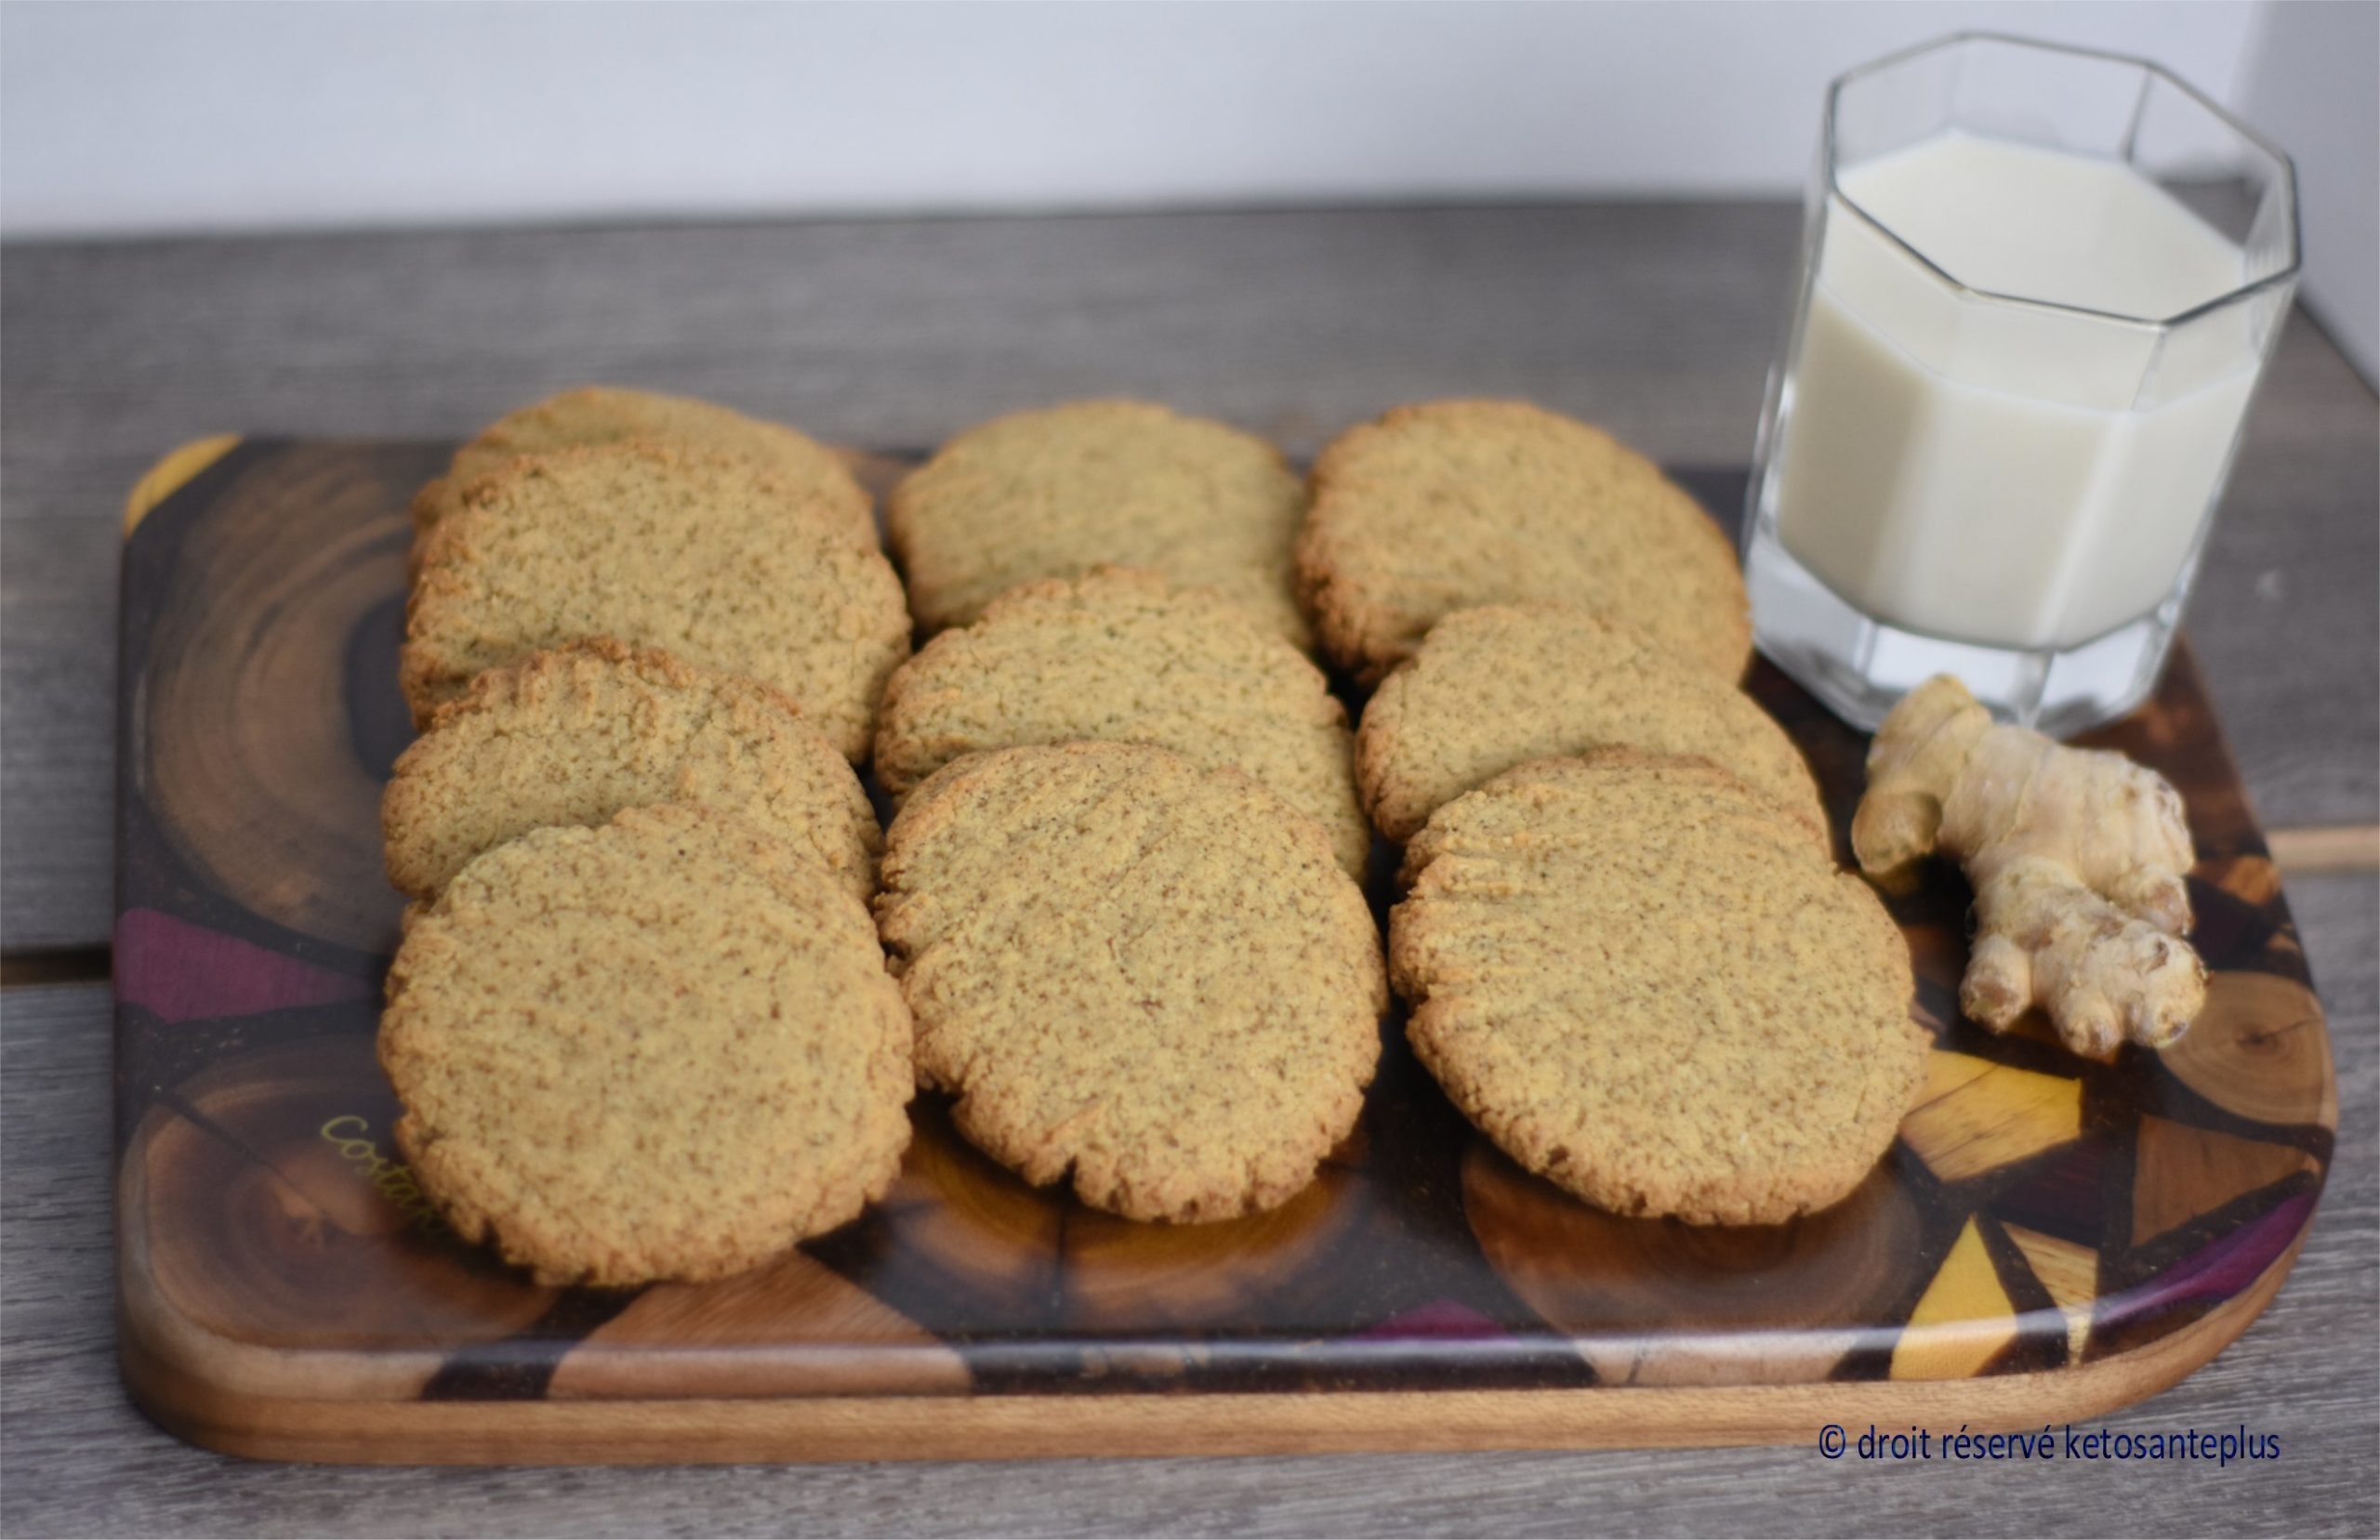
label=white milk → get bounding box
[1772,133,2257,652]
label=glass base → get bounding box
[1744,522,2176,736]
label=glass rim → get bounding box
[1822,31,2303,330]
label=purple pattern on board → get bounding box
[1353,1299,1511,1343]
[115,907,372,1023]
[2095,1191,2315,1338]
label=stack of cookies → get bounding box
[378,387,1926,1292]
[382,388,917,1285]
[1301,400,1925,1223]
[874,402,1383,1223]
[378,391,1390,1285]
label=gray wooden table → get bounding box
[3,204,2373,1536]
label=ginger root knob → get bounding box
[1850,675,2205,1058]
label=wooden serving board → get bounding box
[115,440,2336,1465]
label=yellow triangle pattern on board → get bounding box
[124,435,241,535]
[2003,1223,2097,1359]
[1901,1050,2082,1182]
[1890,1218,2019,1380]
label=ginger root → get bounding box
[1851,675,2205,1058]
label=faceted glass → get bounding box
[1743,33,2300,733]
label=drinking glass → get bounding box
[1743,33,2299,733]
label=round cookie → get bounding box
[874,567,1368,877]
[1356,604,1824,845]
[384,639,879,902]
[888,400,1310,646]
[878,743,1383,1222]
[414,386,876,549]
[400,439,911,759]
[1297,400,1751,683]
[1391,752,1924,1225]
[379,804,913,1285]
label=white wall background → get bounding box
[2,1,2369,371]
[0,1,2270,229]
[2235,1,2380,381]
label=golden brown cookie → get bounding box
[887,400,1310,646]
[1392,752,1924,1224]
[400,439,911,759]
[1356,604,1823,845]
[874,567,1368,877]
[414,386,875,548]
[379,804,914,1286]
[383,639,879,902]
[878,743,1383,1222]
[1297,401,1750,683]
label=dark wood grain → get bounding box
[4,205,2374,951]
[7,867,2371,1533]
[101,444,2337,1462]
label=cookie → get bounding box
[888,400,1310,646]
[1356,604,1823,845]
[1391,752,1924,1224]
[383,638,879,902]
[400,439,911,759]
[415,386,875,549]
[379,804,913,1285]
[874,568,1368,877]
[1297,400,1751,683]
[878,743,1383,1222]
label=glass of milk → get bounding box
[1744,34,2298,734]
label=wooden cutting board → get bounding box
[114,440,2335,1464]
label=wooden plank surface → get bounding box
[5,872,2371,1534]
[2,204,2374,1530]
[3,204,2374,951]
